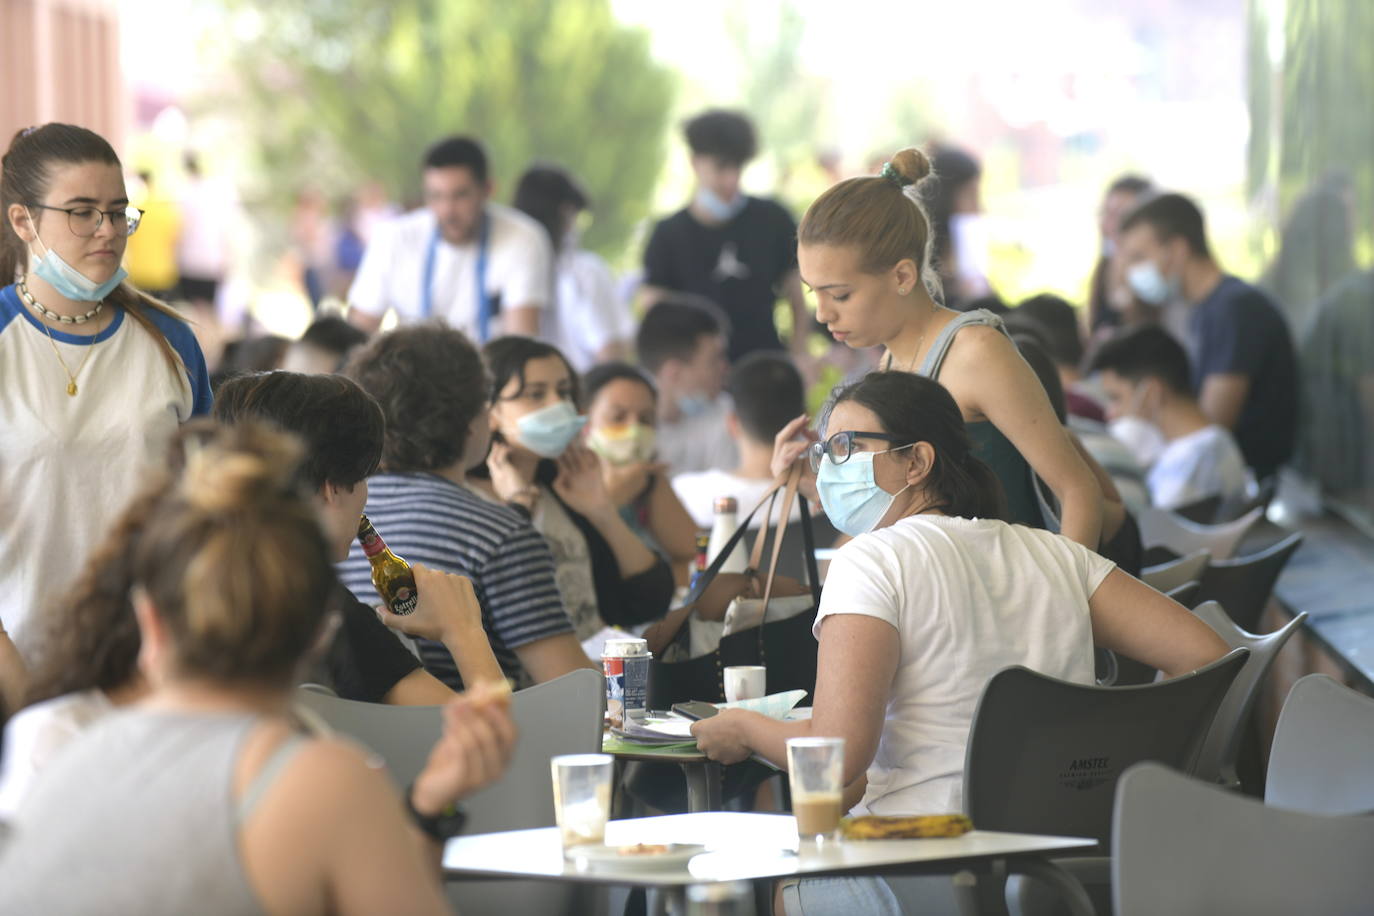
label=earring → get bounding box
[897,287,909,296]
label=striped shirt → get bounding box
[337,472,572,688]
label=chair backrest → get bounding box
[1136,506,1264,561]
[1267,674,1374,815]
[1114,762,1374,916]
[1189,602,1307,787]
[293,668,605,829]
[1171,494,1223,525]
[963,649,1246,851]
[1194,531,1304,632]
[1140,548,1211,594]
[293,689,442,787]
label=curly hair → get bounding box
[343,322,490,472]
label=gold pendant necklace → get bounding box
[21,280,105,395]
[36,310,102,396]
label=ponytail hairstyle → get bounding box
[2,123,191,382]
[798,147,943,302]
[824,371,1007,521]
[130,420,336,687]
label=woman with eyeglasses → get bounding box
[691,371,1227,916]
[0,123,212,651]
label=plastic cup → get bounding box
[786,737,845,842]
[723,665,767,703]
[551,753,613,853]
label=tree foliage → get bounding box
[214,0,676,256]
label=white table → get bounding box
[444,811,1097,914]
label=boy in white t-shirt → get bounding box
[672,352,807,528]
[1090,325,1252,510]
[635,296,739,475]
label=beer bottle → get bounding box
[357,515,419,615]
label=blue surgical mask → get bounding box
[816,451,912,537]
[676,392,712,419]
[515,401,587,459]
[28,222,127,302]
[1126,261,1177,306]
[695,188,747,223]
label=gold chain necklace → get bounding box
[25,289,105,396]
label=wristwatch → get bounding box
[406,784,468,841]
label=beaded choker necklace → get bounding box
[17,280,104,324]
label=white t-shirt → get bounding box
[1147,424,1251,511]
[347,203,553,339]
[671,468,802,530]
[815,515,1111,816]
[547,249,634,372]
[0,288,213,646]
[656,396,740,477]
[0,689,113,818]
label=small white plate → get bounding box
[571,842,707,871]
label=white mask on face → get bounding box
[1126,260,1179,306]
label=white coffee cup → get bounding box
[724,665,767,703]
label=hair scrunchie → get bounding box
[880,161,914,189]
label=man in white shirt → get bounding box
[347,136,552,341]
[1090,326,1251,511]
[635,296,738,475]
[672,352,806,528]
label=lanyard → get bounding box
[421,213,492,342]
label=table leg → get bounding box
[1009,858,1096,916]
[950,858,1010,916]
[647,885,687,915]
[681,760,722,812]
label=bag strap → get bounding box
[677,476,787,608]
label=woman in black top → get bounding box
[474,337,675,643]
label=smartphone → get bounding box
[671,701,721,721]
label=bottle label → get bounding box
[359,528,385,558]
[390,585,418,616]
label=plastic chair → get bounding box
[295,669,605,916]
[1140,548,1210,594]
[969,652,1246,916]
[1113,762,1374,916]
[1194,532,1304,632]
[1136,506,1264,561]
[1171,494,1223,525]
[966,650,1245,851]
[1266,674,1374,815]
[1189,602,1307,789]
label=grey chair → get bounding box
[1136,506,1264,561]
[1266,674,1374,815]
[1189,602,1307,789]
[1113,762,1374,916]
[295,669,605,916]
[1194,532,1304,632]
[1140,548,1210,594]
[968,651,1246,916]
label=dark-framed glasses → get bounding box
[29,204,144,237]
[807,430,911,473]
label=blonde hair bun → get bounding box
[888,148,932,186]
[179,424,304,514]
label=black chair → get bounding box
[966,651,1247,915]
[1194,532,1304,632]
[1141,544,1180,567]
[1172,494,1223,525]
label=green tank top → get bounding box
[915,310,1046,528]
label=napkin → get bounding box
[717,689,807,719]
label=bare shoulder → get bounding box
[944,321,1016,366]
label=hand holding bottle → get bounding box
[377,564,484,645]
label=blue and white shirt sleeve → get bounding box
[147,307,213,416]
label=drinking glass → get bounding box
[551,753,613,853]
[786,737,845,842]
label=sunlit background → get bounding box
[3,0,1372,529]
